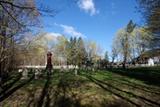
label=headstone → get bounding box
[92,68,95,72]
[75,69,77,75]
[18,69,23,73]
[21,69,28,79]
[148,58,154,66]
[60,66,64,72]
[35,69,39,79]
[154,57,159,64]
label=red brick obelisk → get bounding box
[46,52,53,73]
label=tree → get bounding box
[65,37,87,68]
[112,20,136,69]
[69,37,77,65]
[64,37,77,66]
[122,20,136,69]
[137,0,160,48]
[112,21,153,68]
[85,40,101,69]
[0,0,39,80]
[76,37,87,68]
[111,44,118,63]
[104,51,109,62]
[17,32,59,66]
[131,27,152,56]
[0,0,55,81]
[54,35,68,65]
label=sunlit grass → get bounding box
[1,67,160,107]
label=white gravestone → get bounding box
[148,58,154,66]
[35,69,39,79]
[22,69,28,79]
[75,69,78,75]
[18,69,23,73]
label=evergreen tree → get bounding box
[77,37,87,67]
[104,51,109,62]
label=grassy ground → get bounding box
[0,67,160,107]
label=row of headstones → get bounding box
[18,69,43,79]
[59,67,78,75]
[59,67,96,75]
[18,67,96,79]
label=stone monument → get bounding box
[46,52,53,74]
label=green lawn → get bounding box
[0,67,160,107]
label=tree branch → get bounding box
[0,0,35,10]
[0,3,24,27]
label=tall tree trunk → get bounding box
[123,56,126,69]
[123,34,129,69]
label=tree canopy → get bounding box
[137,0,160,48]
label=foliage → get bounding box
[137,0,160,48]
[104,51,109,62]
[112,24,153,66]
[0,0,55,80]
[111,20,156,67]
[112,21,136,65]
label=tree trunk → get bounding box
[123,33,129,69]
[123,61,126,69]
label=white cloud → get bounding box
[55,23,86,38]
[44,32,62,41]
[78,0,98,15]
[47,32,62,37]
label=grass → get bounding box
[0,67,160,107]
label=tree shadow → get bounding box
[35,72,82,107]
[108,67,160,87]
[81,73,160,107]
[0,74,34,102]
[101,99,131,107]
[36,71,51,107]
[81,73,140,107]
[52,72,81,107]
[98,72,160,95]
[26,89,36,107]
[0,73,21,96]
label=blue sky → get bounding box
[41,0,141,55]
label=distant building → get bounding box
[135,49,160,65]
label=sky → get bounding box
[41,0,141,56]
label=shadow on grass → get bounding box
[100,99,133,107]
[0,73,21,96]
[98,72,160,95]
[108,67,160,87]
[52,72,81,107]
[81,73,160,107]
[81,73,140,107]
[37,72,51,107]
[35,72,82,107]
[0,74,34,102]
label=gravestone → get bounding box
[18,69,23,73]
[92,68,95,72]
[21,69,28,79]
[75,69,78,75]
[148,58,154,66]
[60,66,64,72]
[35,69,39,79]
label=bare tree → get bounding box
[0,0,56,82]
